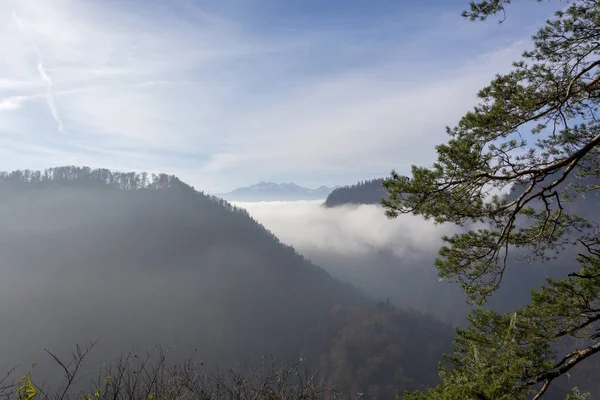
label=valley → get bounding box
[2,0,599,398]
[0,167,453,399]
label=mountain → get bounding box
[320,173,600,322]
[0,166,454,399]
[218,181,335,202]
[317,170,600,398]
[323,178,386,207]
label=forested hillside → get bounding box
[323,179,386,207]
[0,166,453,399]
[318,171,600,322]
[315,168,600,398]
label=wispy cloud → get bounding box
[0,98,22,110]
[11,10,64,133]
[0,0,562,191]
[11,10,23,30]
[37,59,64,132]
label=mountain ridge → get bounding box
[217,181,336,202]
[0,165,454,399]
[323,178,386,207]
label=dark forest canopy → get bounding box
[323,178,387,207]
[0,165,454,399]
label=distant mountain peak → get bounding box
[218,181,335,202]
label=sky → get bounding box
[0,0,563,193]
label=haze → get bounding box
[1,0,596,398]
[233,200,470,322]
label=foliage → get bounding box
[320,301,454,399]
[323,179,386,207]
[16,371,37,400]
[1,306,452,400]
[382,0,600,398]
[2,342,335,400]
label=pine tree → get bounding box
[382,1,600,398]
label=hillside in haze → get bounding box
[238,172,600,398]
[0,166,455,399]
[317,172,600,322]
[218,182,335,202]
[323,179,386,207]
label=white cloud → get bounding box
[205,42,526,173]
[233,200,456,259]
[0,98,22,110]
[232,199,470,317]
[0,0,562,192]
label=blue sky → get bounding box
[1,0,562,193]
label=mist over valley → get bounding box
[2,0,600,398]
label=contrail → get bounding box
[37,57,64,132]
[11,10,24,31]
[12,10,65,133]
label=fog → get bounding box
[0,179,363,390]
[233,200,452,259]
[234,195,597,325]
[233,200,470,322]
[2,172,591,396]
